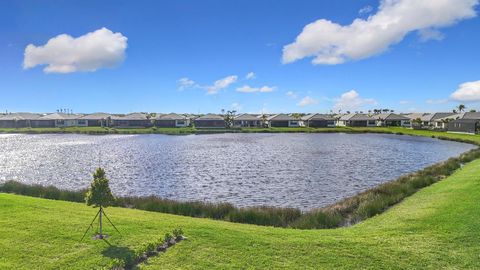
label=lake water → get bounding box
[0,133,475,210]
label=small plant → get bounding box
[144,241,157,256]
[172,228,183,238]
[108,258,125,270]
[164,233,173,243]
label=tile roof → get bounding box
[0,112,42,120]
[111,113,149,120]
[339,113,373,121]
[370,113,410,121]
[39,113,83,120]
[266,114,298,121]
[234,114,260,121]
[461,112,480,120]
[156,113,187,120]
[79,113,112,120]
[195,114,225,120]
[301,113,335,121]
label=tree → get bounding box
[457,104,466,112]
[83,168,116,240]
[222,110,236,128]
[259,114,268,128]
[291,113,304,119]
[412,117,422,127]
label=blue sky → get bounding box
[0,0,479,114]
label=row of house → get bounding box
[0,112,192,128]
[1,111,480,133]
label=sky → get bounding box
[0,0,479,114]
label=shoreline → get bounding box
[1,128,479,229]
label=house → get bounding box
[233,114,262,128]
[31,113,83,128]
[447,119,480,134]
[425,113,456,128]
[154,113,190,127]
[78,113,112,127]
[459,111,480,120]
[0,112,42,128]
[336,114,376,127]
[370,113,411,127]
[267,114,301,127]
[432,113,464,129]
[111,113,152,128]
[194,114,226,128]
[301,114,336,128]
[403,113,430,128]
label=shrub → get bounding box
[172,228,183,238]
[164,233,173,243]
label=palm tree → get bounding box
[457,104,466,112]
[260,114,268,128]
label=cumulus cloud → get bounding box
[177,77,196,90]
[283,0,478,65]
[23,27,127,73]
[426,98,449,104]
[450,80,480,101]
[399,100,412,105]
[417,28,445,42]
[236,85,276,93]
[231,102,242,111]
[297,96,319,107]
[359,5,373,15]
[333,90,377,111]
[205,75,238,94]
[245,72,256,80]
[286,91,298,99]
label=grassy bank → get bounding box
[2,127,480,229]
[1,125,480,139]
[2,157,480,269]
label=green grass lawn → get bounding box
[2,157,480,269]
[1,125,480,141]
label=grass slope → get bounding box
[2,158,480,269]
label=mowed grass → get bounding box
[2,158,480,269]
[1,125,480,142]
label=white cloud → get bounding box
[177,77,196,90]
[426,98,449,104]
[23,27,127,73]
[231,102,242,111]
[450,80,480,101]
[399,100,412,105]
[283,0,478,65]
[297,96,319,107]
[333,90,377,111]
[417,28,445,42]
[236,85,276,93]
[359,5,373,15]
[206,75,238,94]
[286,91,298,99]
[245,72,256,80]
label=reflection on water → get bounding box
[0,133,475,210]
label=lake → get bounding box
[0,133,475,210]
